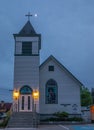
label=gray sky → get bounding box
[0,0,94,93]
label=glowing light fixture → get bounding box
[33,89,39,100]
[13,90,20,100]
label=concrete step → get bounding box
[7,112,38,128]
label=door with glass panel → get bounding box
[19,95,32,112]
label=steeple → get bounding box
[19,20,36,35]
[18,12,37,35]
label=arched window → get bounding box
[20,85,33,94]
[45,79,58,104]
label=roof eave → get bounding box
[13,33,41,37]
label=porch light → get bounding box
[33,89,39,100]
[13,90,20,100]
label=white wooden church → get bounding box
[13,18,83,117]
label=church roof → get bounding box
[18,20,36,35]
[40,55,83,86]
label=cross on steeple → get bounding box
[25,12,33,21]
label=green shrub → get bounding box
[0,110,11,128]
[54,111,69,119]
[0,117,9,128]
[41,116,83,122]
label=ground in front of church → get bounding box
[0,124,94,130]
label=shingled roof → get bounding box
[19,20,36,35]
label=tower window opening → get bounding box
[22,42,32,55]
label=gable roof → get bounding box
[40,55,83,86]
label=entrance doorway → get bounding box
[19,85,33,112]
[19,95,32,111]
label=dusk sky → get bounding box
[0,0,94,99]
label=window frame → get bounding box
[48,65,54,71]
[45,79,58,104]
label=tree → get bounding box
[81,86,93,106]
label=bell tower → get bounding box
[13,14,41,112]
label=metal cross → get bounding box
[25,12,33,21]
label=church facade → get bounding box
[13,19,83,116]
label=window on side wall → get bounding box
[48,65,54,71]
[45,79,58,104]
